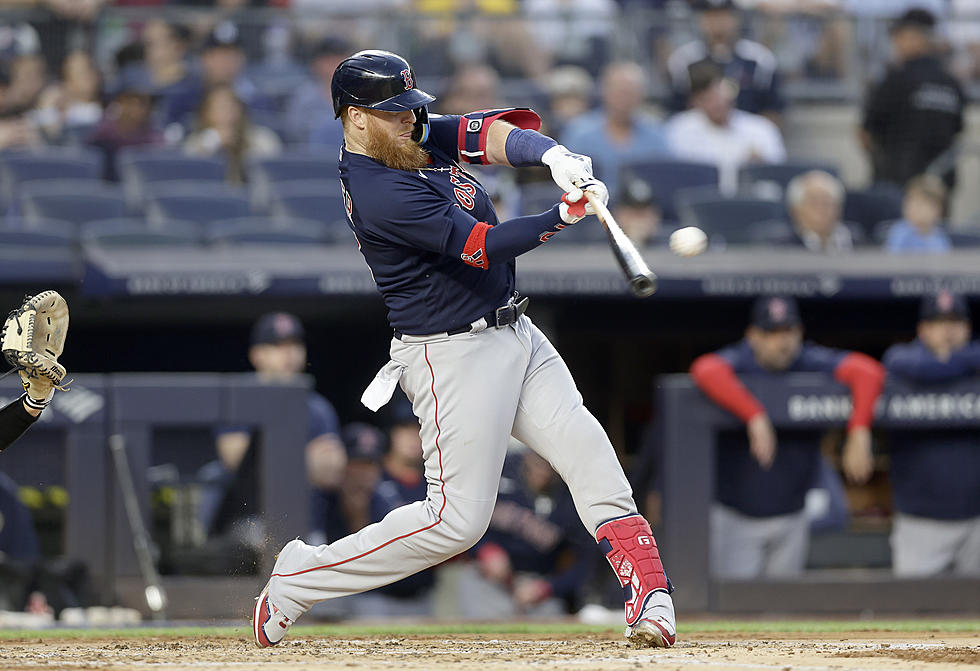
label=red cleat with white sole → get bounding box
[252,581,292,648]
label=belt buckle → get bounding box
[494,303,515,327]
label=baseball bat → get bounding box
[109,433,168,621]
[583,190,657,298]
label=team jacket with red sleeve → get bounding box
[689,340,884,517]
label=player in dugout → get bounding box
[883,291,980,576]
[689,295,885,579]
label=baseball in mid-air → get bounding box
[669,226,708,257]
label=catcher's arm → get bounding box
[0,395,40,452]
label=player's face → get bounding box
[746,325,803,371]
[699,9,738,49]
[389,423,423,465]
[919,318,972,356]
[249,340,307,378]
[362,109,430,171]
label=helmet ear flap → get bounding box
[411,106,430,143]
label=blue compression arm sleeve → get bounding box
[505,128,558,167]
[447,206,564,268]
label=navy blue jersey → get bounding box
[884,340,980,519]
[715,340,846,517]
[339,114,514,335]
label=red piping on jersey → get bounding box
[461,221,491,269]
[271,344,447,578]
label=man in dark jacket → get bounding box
[860,9,964,190]
[883,291,980,576]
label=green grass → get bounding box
[0,619,978,640]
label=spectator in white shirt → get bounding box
[665,62,785,195]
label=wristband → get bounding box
[504,128,558,167]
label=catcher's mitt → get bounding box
[1,291,70,408]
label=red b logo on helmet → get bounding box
[400,68,414,90]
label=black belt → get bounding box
[395,295,530,340]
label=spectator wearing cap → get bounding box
[668,0,785,123]
[166,21,267,131]
[665,61,785,195]
[860,8,964,191]
[286,36,351,146]
[198,313,346,558]
[613,178,666,248]
[883,292,980,576]
[775,170,854,254]
[561,61,670,200]
[689,296,885,578]
[457,446,599,618]
[884,174,952,254]
[86,70,164,180]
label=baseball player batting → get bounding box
[253,50,675,648]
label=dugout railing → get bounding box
[657,374,980,613]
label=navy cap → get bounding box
[384,391,418,429]
[891,8,936,33]
[691,0,737,11]
[920,290,970,321]
[204,21,243,50]
[750,295,802,330]
[250,312,305,346]
[341,422,386,462]
[618,177,659,208]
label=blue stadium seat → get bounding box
[249,154,337,211]
[145,182,251,226]
[0,148,104,213]
[0,227,76,247]
[20,181,127,225]
[745,219,796,245]
[81,218,203,247]
[118,149,227,208]
[843,185,903,238]
[206,217,340,245]
[270,180,346,226]
[677,191,786,245]
[738,161,840,198]
[618,160,719,221]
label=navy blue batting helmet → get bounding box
[331,50,436,142]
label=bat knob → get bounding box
[630,273,657,298]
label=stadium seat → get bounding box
[206,217,340,245]
[677,191,786,245]
[20,181,127,226]
[269,180,347,227]
[738,161,840,199]
[745,219,796,245]
[949,231,980,248]
[118,149,227,208]
[843,185,903,238]
[0,148,104,214]
[81,218,203,247]
[249,154,338,211]
[145,182,251,226]
[0,227,76,247]
[618,160,719,221]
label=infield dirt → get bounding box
[2,630,979,670]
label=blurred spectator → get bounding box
[0,471,40,563]
[33,50,103,145]
[183,84,282,184]
[356,396,436,617]
[86,73,164,181]
[2,51,47,118]
[29,0,107,74]
[285,36,351,145]
[309,422,384,547]
[524,0,617,77]
[884,174,952,254]
[543,65,593,138]
[668,0,784,123]
[458,448,598,617]
[437,63,503,115]
[778,170,853,253]
[135,19,197,127]
[883,292,980,577]
[860,9,964,191]
[613,177,666,247]
[561,61,670,199]
[167,21,266,130]
[665,61,785,194]
[689,295,884,578]
[198,313,346,567]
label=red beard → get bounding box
[364,118,430,171]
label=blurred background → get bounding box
[0,0,979,626]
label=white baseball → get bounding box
[669,226,708,257]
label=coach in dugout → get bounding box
[689,296,885,579]
[883,291,980,576]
